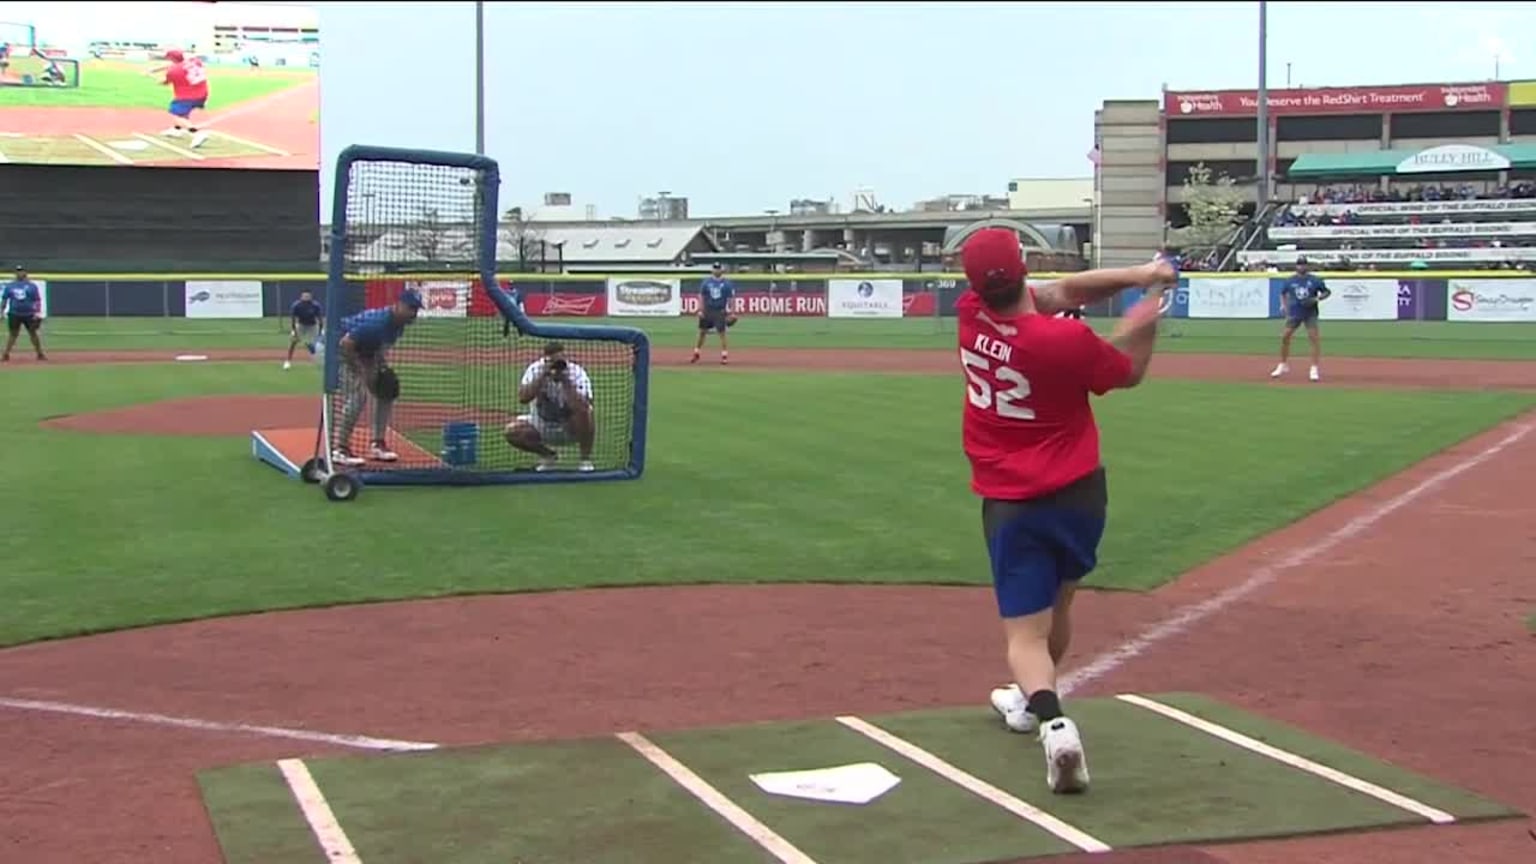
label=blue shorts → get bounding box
[1286,309,1319,329]
[699,308,730,333]
[981,469,1108,618]
[169,98,207,117]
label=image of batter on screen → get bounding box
[505,342,596,473]
[690,262,737,365]
[284,291,324,370]
[146,50,210,149]
[330,289,422,467]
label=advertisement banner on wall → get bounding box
[1186,278,1270,319]
[1320,279,1401,321]
[680,292,826,317]
[184,280,263,318]
[1446,279,1536,322]
[1270,222,1536,241]
[522,293,607,317]
[607,278,681,317]
[1289,199,1536,218]
[828,279,903,318]
[409,280,471,319]
[1165,82,1504,117]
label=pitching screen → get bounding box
[326,153,642,483]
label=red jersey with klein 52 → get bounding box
[956,290,1134,501]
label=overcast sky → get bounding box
[306,1,1534,220]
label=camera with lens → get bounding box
[546,356,569,377]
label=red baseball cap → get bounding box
[164,49,185,62]
[962,227,1027,300]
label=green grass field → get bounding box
[0,58,312,109]
[35,315,1536,359]
[3,352,1533,648]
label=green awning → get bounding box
[1286,143,1536,178]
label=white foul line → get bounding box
[73,133,133,165]
[1058,421,1534,696]
[0,696,439,752]
[1116,695,1457,824]
[835,715,1111,853]
[616,731,820,864]
[212,129,290,156]
[278,758,365,864]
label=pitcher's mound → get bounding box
[42,395,314,436]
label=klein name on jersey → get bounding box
[972,333,1014,365]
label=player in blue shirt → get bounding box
[690,262,736,365]
[331,289,422,465]
[1,266,46,362]
[284,290,325,370]
[1270,256,1331,382]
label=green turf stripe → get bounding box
[294,739,775,864]
[649,718,1076,864]
[1151,693,1520,821]
[871,698,1440,849]
[198,763,330,864]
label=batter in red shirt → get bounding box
[150,49,211,149]
[957,227,1175,795]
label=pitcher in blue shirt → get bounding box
[1271,257,1330,382]
[331,289,422,465]
[690,262,737,366]
[2,266,46,362]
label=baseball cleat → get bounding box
[1309,365,1321,382]
[579,460,595,472]
[535,456,558,472]
[1270,362,1289,378]
[689,350,700,364]
[369,443,399,462]
[190,131,209,149]
[989,684,1039,734]
[331,449,365,467]
[282,361,291,370]
[1041,717,1090,794]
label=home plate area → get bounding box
[198,693,1519,864]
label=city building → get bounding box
[1093,79,1536,268]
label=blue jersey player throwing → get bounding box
[285,290,324,369]
[691,262,736,366]
[1270,257,1331,382]
[331,289,422,465]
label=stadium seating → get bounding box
[1237,181,1536,272]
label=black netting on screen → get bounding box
[324,155,639,480]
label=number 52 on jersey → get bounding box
[961,335,1035,420]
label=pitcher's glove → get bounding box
[370,365,401,400]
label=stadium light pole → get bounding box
[475,0,486,156]
[1256,0,1270,210]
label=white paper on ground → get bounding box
[748,762,901,805]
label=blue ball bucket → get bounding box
[441,421,480,467]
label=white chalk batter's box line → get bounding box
[279,694,1460,864]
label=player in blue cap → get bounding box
[332,288,422,465]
